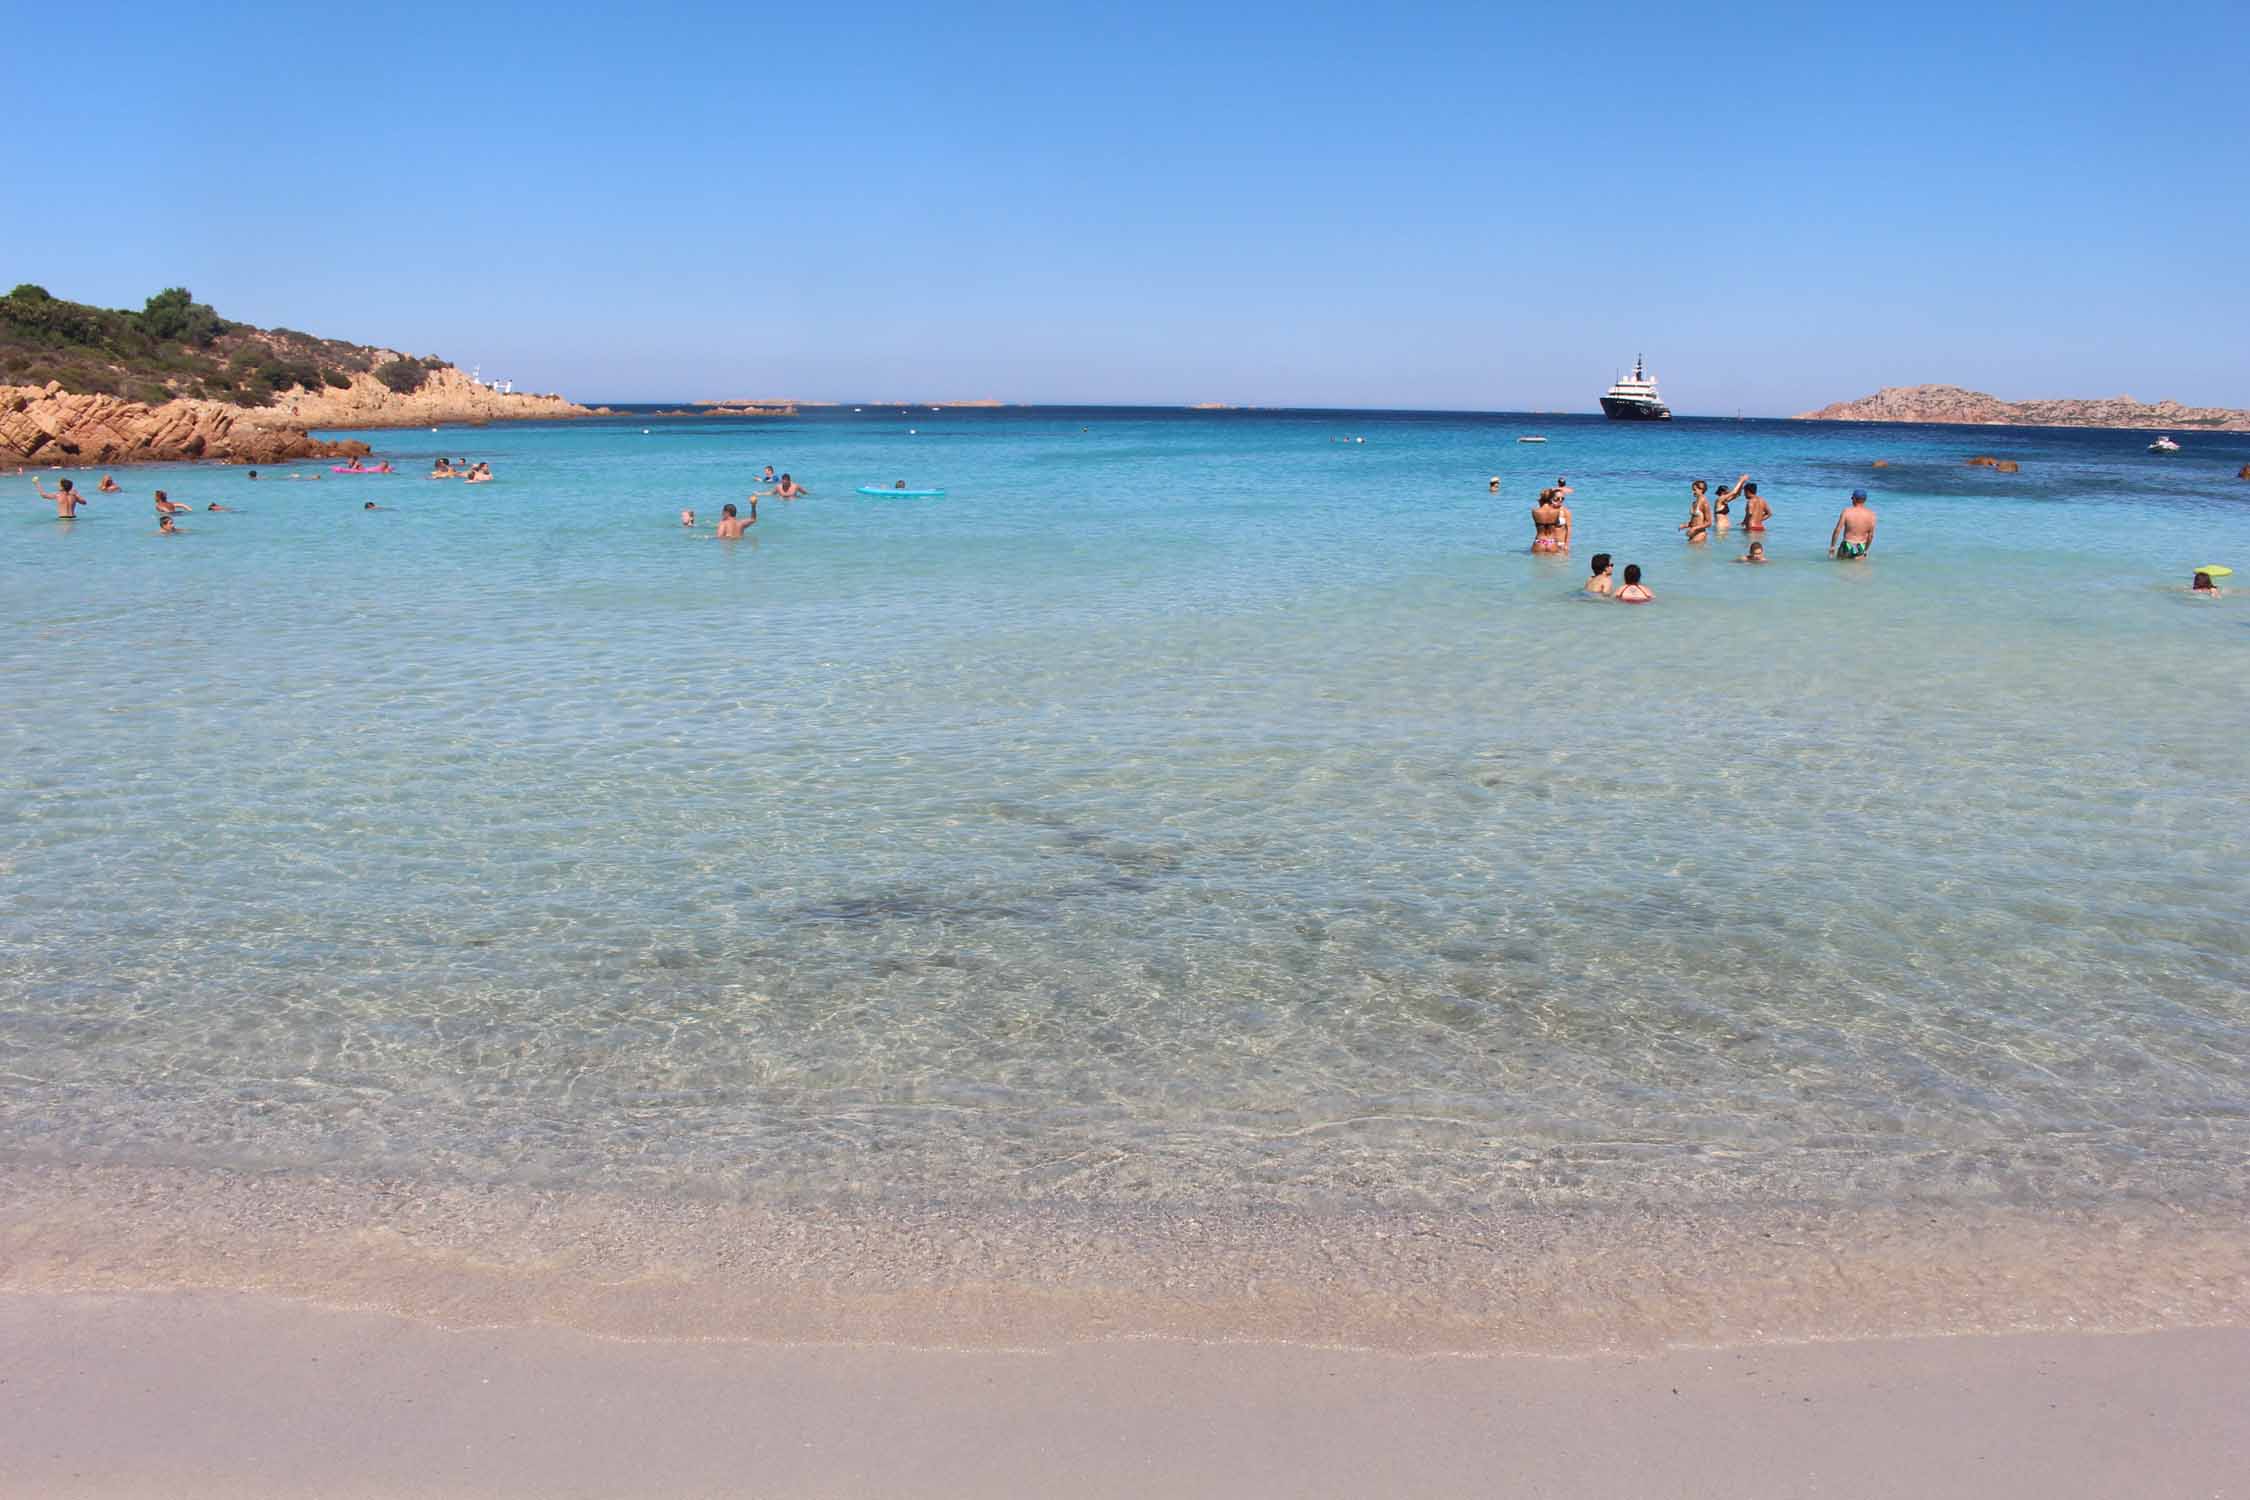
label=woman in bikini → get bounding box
[1679,482,1712,543]
[1530,489,1563,552]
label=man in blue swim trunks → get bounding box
[1829,489,1877,559]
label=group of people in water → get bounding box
[1517,471,1883,603]
[29,461,433,531]
[679,464,813,536]
[25,458,2224,594]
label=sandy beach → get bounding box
[4,1291,2244,1499]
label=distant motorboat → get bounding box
[1517,435,1547,444]
[2149,435,2181,452]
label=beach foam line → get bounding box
[3,1160,2245,1357]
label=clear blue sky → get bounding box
[14,0,2247,412]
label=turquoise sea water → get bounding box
[6,408,2250,1225]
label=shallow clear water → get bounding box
[6,409,2249,1217]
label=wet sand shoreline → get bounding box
[5,1290,2245,1499]
[6,1161,2245,1357]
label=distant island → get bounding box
[1,284,600,466]
[1796,385,2250,432]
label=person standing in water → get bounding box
[714,499,757,538]
[1552,489,1574,551]
[1829,490,1878,559]
[33,476,89,518]
[1680,482,1713,543]
[1530,488,1563,552]
[1616,564,1653,603]
[1714,473,1750,525]
[1742,482,1772,533]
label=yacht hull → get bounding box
[1600,397,1672,421]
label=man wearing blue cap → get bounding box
[1829,489,1877,559]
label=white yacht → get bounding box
[1599,356,1672,421]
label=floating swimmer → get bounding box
[2192,566,2229,596]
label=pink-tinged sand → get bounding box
[3,1291,2244,1500]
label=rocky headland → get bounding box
[1,383,372,466]
[0,283,599,466]
[1796,385,2250,431]
[263,362,596,433]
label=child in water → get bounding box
[1616,564,1653,604]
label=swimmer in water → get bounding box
[2191,571,2222,597]
[1736,541,1768,563]
[464,462,492,484]
[761,465,777,486]
[894,480,907,490]
[776,473,807,498]
[98,473,122,493]
[158,513,185,534]
[1488,476,1500,494]
[153,489,191,516]
[681,509,697,528]
[1616,564,1653,603]
[362,500,381,511]
[205,501,233,512]
[714,500,757,538]
[33,476,89,518]
[1586,553,1614,595]
[246,469,259,481]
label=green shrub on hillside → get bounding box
[374,357,431,394]
[0,284,456,406]
[137,287,224,345]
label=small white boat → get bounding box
[2149,436,2181,452]
[1517,435,1547,444]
